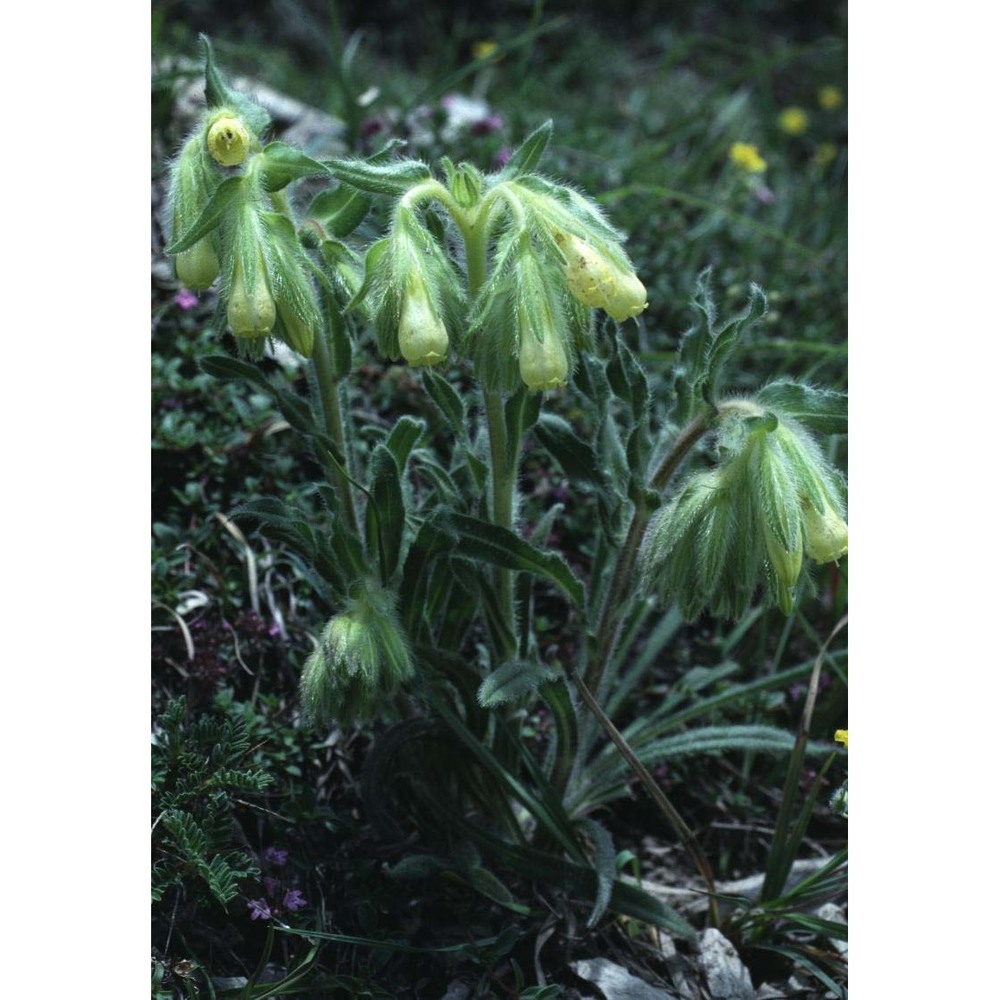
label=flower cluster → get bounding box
[246,846,308,921]
[641,402,847,620]
[300,583,414,726]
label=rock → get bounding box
[697,929,754,1000]
[439,980,470,1000]
[571,958,678,999]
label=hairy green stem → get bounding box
[567,665,719,927]
[584,410,711,694]
[311,318,359,535]
[461,208,519,660]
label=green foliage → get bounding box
[151,697,270,908]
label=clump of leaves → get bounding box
[152,696,272,909]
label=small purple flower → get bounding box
[494,147,512,169]
[247,898,272,921]
[263,846,288,866]
[283,889,308,912]
[174,288,199,310]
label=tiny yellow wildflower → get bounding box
[777,106,810,136]
[729,142,767,174]
[817,85,843,110]
[834,729,848,748]
[472,40,499,61]
[813,142,838,168]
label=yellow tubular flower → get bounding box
[835,729,848,748]
[207,115,251,167]
[554,231,647,321]
[519,312,568,392]
[398,282,449,366]
[802,502,848,563]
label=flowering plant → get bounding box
[162,36,848,938]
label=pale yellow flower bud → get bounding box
[554,231,647,321]
[398,284,449,366]
[802,503,848,563]
[227,255,275,337]
[175,240,220,291]
[519,319,568,392]
[207,115,251,167]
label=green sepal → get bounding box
[755,380,848,436]
[325,153,432,196]
[258,141,330,192]
[365,444,406,583]
[164,176,245,255]
[476,659,560,708]
[346,238,390,313]
[495,119,553,180]
[199,35,270,135]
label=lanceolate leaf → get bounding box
[535,413,608,490]
[496,119,553,180]
[581,818,617,928]
[325,154,432,196]
[477,659,560,708]
[755,380,848,436]
[385,415,426,470]
[258,141,330,191]
[366,444,406,581]
[164,176,244,254]
[446,513,585,608]
[307,185,371,238]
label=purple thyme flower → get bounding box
[283,889,308,912]
[471,114,504,136]
[263,846,288,866]
[247,898,272,920]
[174,288,199,310]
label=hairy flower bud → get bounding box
[398,279,449,366]
[299,586,414,726]
[763,526,803,616]
[228,253,275,337]
[553,230,647,322]
[206,112,251,167]
[518,315,568,391]
[802,501,848,563]
[167,134,222,290]
[175,241,220,291]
